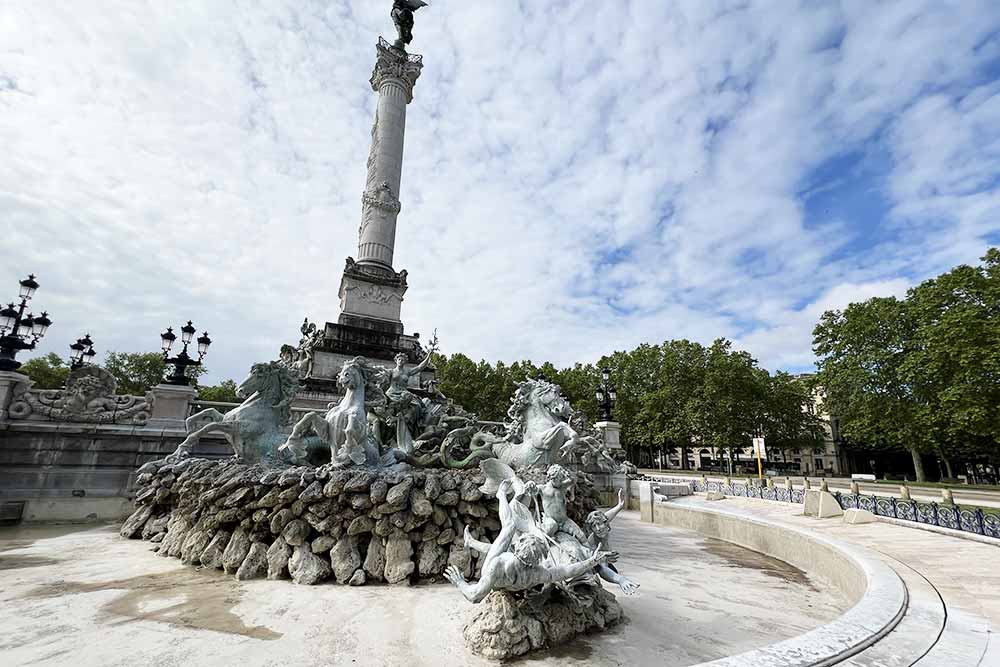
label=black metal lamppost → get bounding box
[68,334,97,371]
[595,367,617,422]
[160,321,211,386]
[0,274,53,372]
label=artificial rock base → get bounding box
[464,586,623,660]
[121,458,598,586]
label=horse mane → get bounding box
[250,361,300,425]
[505,377,562,439]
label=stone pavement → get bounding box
[674,495,1000,666]
[0,514,845,667]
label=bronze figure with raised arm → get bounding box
[444,479,616,604]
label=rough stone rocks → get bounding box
[383,532,414,584]
[267,537,292,580]
[348,569,366,586]
[432,508,449,526]
[436,490,460,507]
[448,542,474,578]
[289,546,332,585]
[364,537,386,582]
[345,472,374,493]
[311,535,336,554]
[369,478,389,504]
[417,540,448,577]
[459,501,488,518]
[181,529,213,565]
[410,490,433,517]
[223,486,252,508]
[222,527,252,574]
[436,528,456,545]
[120,505,153,539]
[299,480,324,503]
[199,529,232,569]
[330,536,362,584]
[460,480,483,502]
[424,474,441,500]
[269,508,295,535]
[281,518,311,547]
[236,542,269,580]
[386,478,413,506]
[463,588,623,660]
[348,516,375,536]
[351,494,373,510]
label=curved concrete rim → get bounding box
[656,499,907,667]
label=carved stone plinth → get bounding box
[0,371,29,421]
[146,384,197,431]
[595,421,621,449]
[463,588,623,660]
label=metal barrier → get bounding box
[630,474,1000,539]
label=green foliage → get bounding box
[197,379,240,403]
[103,351,206,396]
[433,338,820,469]
[813,248,1000,480]
[19,353,70,389]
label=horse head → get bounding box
[506,377,573,438]
[239,361,300,424]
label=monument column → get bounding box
[356,40,424,275]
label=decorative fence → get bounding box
[631,474,1000,540]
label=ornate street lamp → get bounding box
[69,334,96,371]
[0,274,53,372]
[161,321,211,386]
[595,367,618,422]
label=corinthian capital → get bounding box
[371,37,424,102]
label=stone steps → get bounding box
[841,555,944,666]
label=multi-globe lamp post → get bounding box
[68,334,97,371]
[595,367,617,422]
[160,321,211,385]
[0,274,53,372]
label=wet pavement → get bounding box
[0,513,847,666]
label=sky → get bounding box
[3,1,1000,385]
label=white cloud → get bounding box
[2,0,999,382]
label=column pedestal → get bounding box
[146,384,197,431]
[595,421,621,449]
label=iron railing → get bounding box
[632,474,1000,539]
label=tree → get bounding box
[760,372,824,461]
[104,351,206,396]
[902,250,1000,473]
[198,379,240,403]
[19,353,70,389]
[813,297,931,480]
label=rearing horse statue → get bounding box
[439,378,589,469]
[166,361,300,464]
[280,357,382,468]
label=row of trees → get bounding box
[19,352,238,402]
[814,249,1000,481]
[433,338,824,467]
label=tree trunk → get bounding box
[681,446,688,470]
[941,455,954,479]
[909,448,927,482]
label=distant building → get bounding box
[652,373,847,476]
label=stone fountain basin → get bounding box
[0,510,866,666]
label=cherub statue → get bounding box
[444,478,615,603]
[584,489,640,595]
[391,1,429,50]
[537,464,588,543]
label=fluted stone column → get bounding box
[357,39,424,274]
